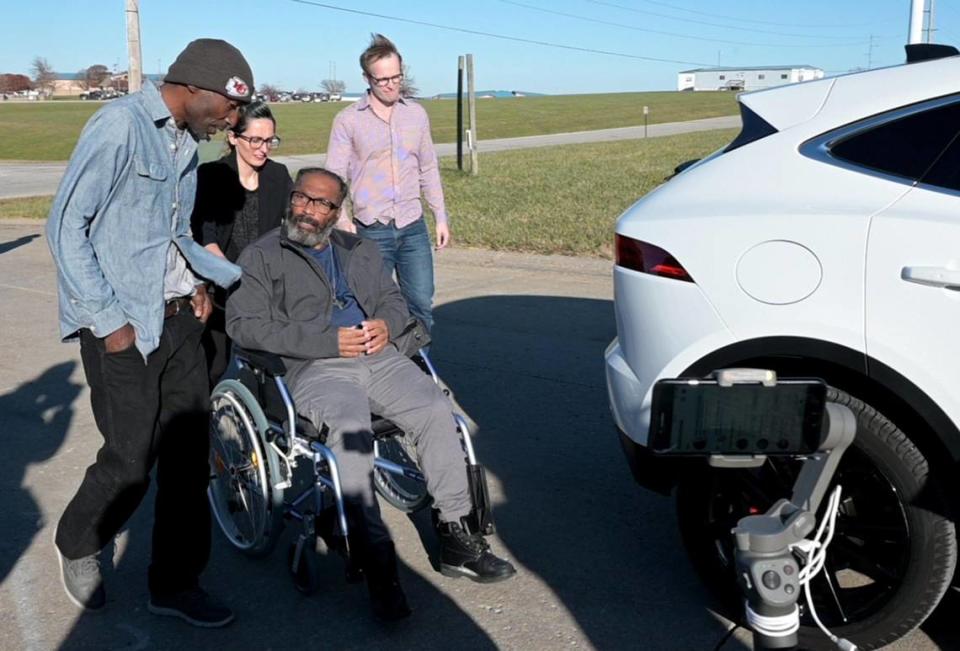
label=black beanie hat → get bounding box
[165,38,254,102]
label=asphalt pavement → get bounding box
[0,115,740,199]
[0,220,952,650]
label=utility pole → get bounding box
[457,55,464,171]
[125,0,143,92]
[466,54,478,176]
[925,0,937,43]
[866,34,876,69]
[909,0,926,45]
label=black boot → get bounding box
[437,518,516,584]
[364,540,412,622]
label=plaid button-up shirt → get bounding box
[326,92,448,228]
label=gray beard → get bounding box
[283,214,336,248]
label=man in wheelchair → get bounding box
[225,167,516,620]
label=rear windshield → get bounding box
[723,103,778,153]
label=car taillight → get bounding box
[615,234,694,283]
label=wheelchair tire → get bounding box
[208,380,285,558]
[374,435,432,513]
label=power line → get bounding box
[581,0,887,40]
[499,0,871,49]
[629,0,883,29]
[286,0,716,66]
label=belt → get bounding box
[164,296,193,319]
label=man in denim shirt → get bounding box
[46,39,253,627]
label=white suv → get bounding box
[606,52,960,650]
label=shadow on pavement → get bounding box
[0,234,41,256]
[430,295,747,650]
[0,362,79,586]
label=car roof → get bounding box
[741,55,960,132]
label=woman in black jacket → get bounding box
[192,100,293,385]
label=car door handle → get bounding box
[901,266,960,289]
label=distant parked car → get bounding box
[328,93,342,102]
[80,89,103,100]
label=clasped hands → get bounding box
[338,319,389,358]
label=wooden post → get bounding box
[457,56,464,171]
[125,0,143,93]
[466,54,478,175]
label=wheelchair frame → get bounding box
[207,347,488,591]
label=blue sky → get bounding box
[1,1,956,95]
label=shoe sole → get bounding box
[440,563,517,584]
[53,526,104,612]
[147,602,235,628]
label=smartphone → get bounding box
[649,378,827,456]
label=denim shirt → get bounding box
[46,81,241,359]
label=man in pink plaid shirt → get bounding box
[326,33,449,334]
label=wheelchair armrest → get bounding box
[235,347,288,377]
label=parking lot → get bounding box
[0,220,954,650]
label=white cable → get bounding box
[788,485,858,651]
[744,602,799,637]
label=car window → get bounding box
[830,100,960,181]
[918,131,960,192]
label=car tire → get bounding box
[675,386,957,650]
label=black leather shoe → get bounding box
[437,520,516,584]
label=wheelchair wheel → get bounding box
[374,434,432,513]
[208,380,284,557]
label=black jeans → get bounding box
[56,310,211,596]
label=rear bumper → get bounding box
[605,266,734,447]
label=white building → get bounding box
[677,65,824,92]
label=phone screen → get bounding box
[649,379,826,456]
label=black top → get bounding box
[191,152,293,263]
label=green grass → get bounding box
[1,129,736,258]
[432,128,737,258]
[0,195,53,219]
[0,91,737,161]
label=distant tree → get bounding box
[31,56,56,96]
[321,79,346,95]
[109,73,129,93]
[79,64,110,90]
[0,73,32,93]
[400,64,418,98]
[258,83,279,100]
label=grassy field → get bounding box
[0,128,736,258]
[0,91,737,161]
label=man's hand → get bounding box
[435,222,451,250]
[361,319,390,356]
[104,323,136,353]
[338,326,368,358]
[191,284,214,323]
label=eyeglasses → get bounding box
[235,134,282,149]
[368,73,404,88]
[290,190,339,213]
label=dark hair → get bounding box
[294,167,348,204]
[360,33,402,76]
[227,100,275,151]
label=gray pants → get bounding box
[291,346,471,545]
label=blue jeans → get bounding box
[356,218,435,332]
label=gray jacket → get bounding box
[226,227,426,379]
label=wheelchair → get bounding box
[207,346,494,593]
